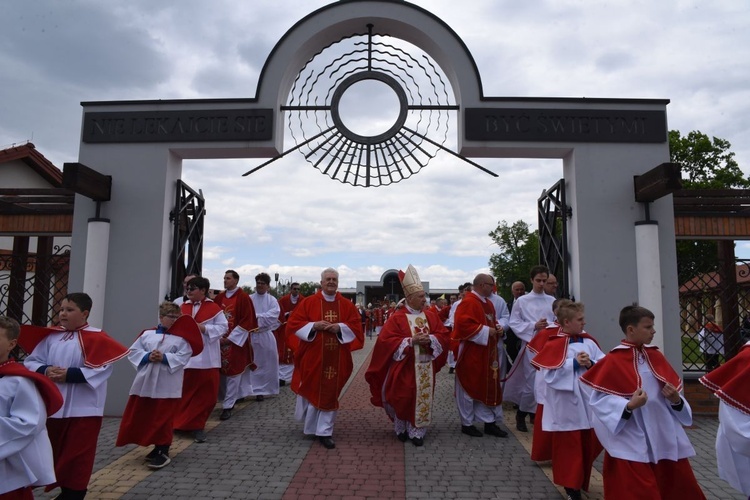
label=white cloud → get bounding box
[2,0,749,292]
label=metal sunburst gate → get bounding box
[243,24,496,187]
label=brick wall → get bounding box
[684,377,719,415]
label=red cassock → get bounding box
[18,324,127,492]
[438,305,451,324]
[174,300,224,431]
[374,308,385,327]
[116,316,203,448]
[274,294,304,364]
[286,291,364,411]
[365,308,450,424]
[214,289,257,375]
[452,292,502,406]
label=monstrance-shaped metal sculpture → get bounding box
[244,24,495,187]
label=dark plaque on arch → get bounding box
[82,109,273,143]
[465,108,667,143]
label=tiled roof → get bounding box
[680,263,750,293]
[0,142,63,187]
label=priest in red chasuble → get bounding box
[286,268,364,450]
[365,265,450,446]
[452,273,510,438]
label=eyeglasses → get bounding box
[165,315,181,320]
[186,285,199,291]
[291,288,300,291]
[256,282,269,286]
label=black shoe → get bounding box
[236,397,246,403]
[279,379,286,386]
[411,437,424,446]
[318,436,336,449]
[145,446,159,461]
[148,451,171,469]
[529,412,536,425]
[461,425,483,437]
[397,431,408,442]
[256,395,265,402]
[194,429,207,443]
[516,411,528,432]
[484,422,508,438]
[220,408,233,420]
[564,488,582,500]
[55,488,87,500]
[448,367,455,374]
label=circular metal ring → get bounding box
[330,71,408,145]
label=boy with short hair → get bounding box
[0,316,62,499]
[22,293,128,500]
[580,305,706,500]
[116,302,202,469]
[531,302,604,500]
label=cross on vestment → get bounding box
[324,366,337,379]
[325,337,339,351]
[324,310,338,322]
[491,360,500,380]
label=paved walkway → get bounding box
[39,338,744,499]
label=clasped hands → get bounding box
[148,350,164,363]
[313,321,341,334]
[575,351,593,368]
[412,332,431,346]
[625,383,681,411]
[45,366,68,382]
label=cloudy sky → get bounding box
[1,0,748,290]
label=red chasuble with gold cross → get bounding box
[287,291,364,411]
[452,292,503,406]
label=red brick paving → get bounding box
[282,352,406,500]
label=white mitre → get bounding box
[399,264,424,297]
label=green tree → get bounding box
[488,220,539,300]
[670,130,749,284]
[669,130,749,189]
[298,281,319,296]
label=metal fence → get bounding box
[680,257,750,372]
[0,243,70,328]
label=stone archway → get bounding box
[70,0,677,413]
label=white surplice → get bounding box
[249,292,281,396]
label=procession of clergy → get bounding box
[3,264,750,500]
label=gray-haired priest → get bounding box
[365,265,451,446]
[286,268,364,450]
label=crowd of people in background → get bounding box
[2,263,749,500]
